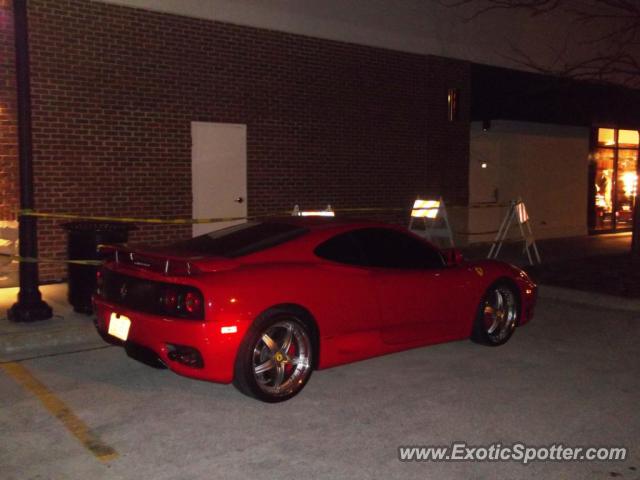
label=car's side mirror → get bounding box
[442,248,464,266]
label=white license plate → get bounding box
[108,312,131,341]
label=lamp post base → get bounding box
[8,298,52,322]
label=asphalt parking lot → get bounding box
[1,297,638,480]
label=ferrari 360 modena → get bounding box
[93,217,537,402]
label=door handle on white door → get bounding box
[234,197,244,203]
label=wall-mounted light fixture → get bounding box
[447,88,459,122]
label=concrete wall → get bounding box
[467,121,590,244]
[99,0,627,82]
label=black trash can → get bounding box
[62,221,136,314]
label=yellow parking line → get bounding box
[1,362,118,462]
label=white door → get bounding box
[191,122,247,237]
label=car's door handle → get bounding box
[234,197,244,203]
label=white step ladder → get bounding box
[408,197,454,248]
[488,198,541,264]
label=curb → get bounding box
[0,319,106,362]
[0,284,106,362]
[538,285,640,313]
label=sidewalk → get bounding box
[0,284,106,362]
[462,232,631,267]
[463,232,638,297]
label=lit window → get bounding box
[621,171,637,198]
[597,128,616,146]
[618,130,639,148]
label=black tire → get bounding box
[471,281,520,346]
[233,308,315,403]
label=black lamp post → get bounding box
[7,0,52,322]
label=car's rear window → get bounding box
[169,221,308,258]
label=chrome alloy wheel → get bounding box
[252,320,312,397]
[482,286,517,343]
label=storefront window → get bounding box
[619,130,639,148]
[593,148,615,230]
[591,128,640,232]
[597,128,616,146]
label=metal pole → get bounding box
[7,0,52,322]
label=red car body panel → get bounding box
[93,218,537,384]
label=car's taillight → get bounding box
[163,288,179,311]
[184,291,202,315]
[159,286,204,320]
[96,268,104,295]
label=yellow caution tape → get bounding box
[17,204,514,225]
[17,207,420,224]
[465,203,512,209]
[452,229,500,236]
[18,209,251,225]
[0,253,102,266]
[7,205,514,265]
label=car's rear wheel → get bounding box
[233,309,314,402]
[471,281,519,346]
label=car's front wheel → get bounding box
[471,281,519,346]
[233,309,314,402]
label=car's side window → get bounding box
[314,232,368,266]
[350,228,445,269]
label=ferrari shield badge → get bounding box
[474,266,484,277]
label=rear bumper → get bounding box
[93,296,239,383]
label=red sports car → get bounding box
[93,217,537,402]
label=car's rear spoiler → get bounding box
[99,244,200,275]
[98,245,240,276]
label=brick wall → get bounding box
[0,0,19,222]
[425,56,471,200]
[3,0,470,281]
